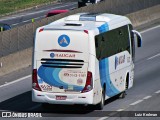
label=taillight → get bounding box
[39,28,44,32]
[84,30,88,34]
[81,71,93,93]
[32,69,41,91]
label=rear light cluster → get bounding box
[32,69,41,91]
[81,71,93,93]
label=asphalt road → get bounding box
[0,25,160,120]
[0,2,77,27]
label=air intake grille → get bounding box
[41,59,84,68]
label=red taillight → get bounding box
[81,71,93,93]
[84,30,88,34]
[39,28,44,32]
[32,69,41,91]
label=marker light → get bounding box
[39,28,44,32]
[84,30,88,34]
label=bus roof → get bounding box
[41,13,131,32]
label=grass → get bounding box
[0,0,56,15]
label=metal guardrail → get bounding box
[0,0,160,58]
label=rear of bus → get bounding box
[32,28,94,105]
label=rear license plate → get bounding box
[56,96,67,100]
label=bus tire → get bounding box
[119,75,128,99]
[96,88,105,110]
[118,91,126,99]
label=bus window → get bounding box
[95,25,130,60]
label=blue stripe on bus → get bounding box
[99,58,120,97]
[98,23,109,33]
[37,65,84,91]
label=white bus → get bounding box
[32,13,142,109]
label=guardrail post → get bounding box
[0,27,3,32]
[32,18,35,23]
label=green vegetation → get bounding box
[0,0,56,15]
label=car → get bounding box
[46,9,69,17]
[0,23,11,32]
[78,0,103,8]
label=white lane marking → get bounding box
[143,96,152,100]
[27,104,41,111]
[11,3,75,26]
[116,108,124,111]
[70,7,76,10]
[0,3,76,21]
[0,75,31,88]
[130,100,143,106]
[12,19,31,26]
[108,112,117,116]
[141,24,160,34]
[147,53,160,60]
[155,90,160,94]
[12,15,46,26]
[97,117,109,120]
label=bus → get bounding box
[78,0,103,8]
[32,13,142,110]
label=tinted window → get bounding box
[95,25,130,60]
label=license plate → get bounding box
[56,96,67,100]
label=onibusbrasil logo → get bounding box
[58,34,70,47]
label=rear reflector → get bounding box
[32,69,41,91]
[81,71,93,93]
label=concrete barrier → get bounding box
[0,48,32,76]
[0,1,160,76]
[126,5,160,28]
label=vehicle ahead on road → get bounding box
[0,23,11,32]
[32,13,142,110]
[78,0,103,8]
[46,9,69,17]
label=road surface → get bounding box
[0,25,160,120]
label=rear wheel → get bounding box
[119,75,128,99]
[118,91,126,99]
[96,88,105,110]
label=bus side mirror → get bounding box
[132,30,142,47]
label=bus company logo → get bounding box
[54,53,75,58]
[58,34,70,47]
[115,55,125,69]
[50,53,55,58]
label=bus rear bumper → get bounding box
[32,89,94,105]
